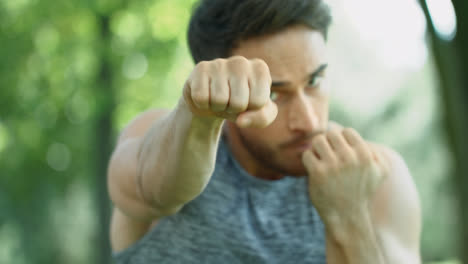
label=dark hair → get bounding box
[187,0,332,63]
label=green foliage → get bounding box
[0,0,196,263]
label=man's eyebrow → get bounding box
[271,64,328,87]
[309,64,328,80]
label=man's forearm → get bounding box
[324,209,385,264]
[138,98,224,214]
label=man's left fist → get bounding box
[302,127,389,221]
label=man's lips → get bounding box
[281,138,321,152]
[280,131,325,150]
[290,142,313,152]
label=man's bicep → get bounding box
[110,206,156,252]
[108,137,161,220]
[372,147,422,263]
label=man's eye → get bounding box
[270,91,279,101]
[308,76,323,87]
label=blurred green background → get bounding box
[0,0,466,263]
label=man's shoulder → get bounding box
[328,121,421,256]
[369,143,421,253]
[369,142,419,213]
[370,143,416,195]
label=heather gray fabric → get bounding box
[113,136,326,264]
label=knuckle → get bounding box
[342,127,357,136]
[251,58,269,70]
[231,55,248,62]
[249,96,268,109]
[328,121,344,131]
[194,62,213,78]
[191,91,208,104]
[251,61,271,82]
[227,101,247,112]
[213,58,226,64]
[249,79,270,97]
[228,56,249,67]
[196,60,210,71]
[227,59,249,78]
[211,58,226,71]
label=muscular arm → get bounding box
[108,99,224,218]
[371,147,421,263]
[108,102,224,250]
[303,123,420,263]
[107,56,277,252]
[324,146,421,264]
[136,100,225,215]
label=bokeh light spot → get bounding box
[46,142,72,172]
[0,122,9,153]
[34,25,60,56]
[65,92,91,124]
[3,0,31,15]
[426,0,457,41]
[122,53,148,80]
[111,11,144,45]
[35,102,58,129]
[148,0,189,41]
[342,0,427,70]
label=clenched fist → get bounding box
[302,128,389,221]
[183,56,278,128]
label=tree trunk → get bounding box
[419,0,468,262]
[93,14,114,264]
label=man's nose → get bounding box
[288,94,319,133]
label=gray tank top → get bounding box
[113,136,326,264]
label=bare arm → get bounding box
[133,100,225,215]
[107,104,225,252]
[303,127,421,263]
[107,56,277,251]
[324,147,421,264]
[370,146,421,263]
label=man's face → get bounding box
[229,24,329,177]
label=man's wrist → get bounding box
[322,205,373,243]
[177,97,225,129]
[323,207,385,264]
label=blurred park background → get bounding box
[0,0,467,263]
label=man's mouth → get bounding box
[280,131,325,150]
[290,142,313,152]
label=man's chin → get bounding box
[283,152,309,176]
[277,161,308,177]
[286,168,308,177]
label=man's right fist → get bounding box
[183,56,278,128]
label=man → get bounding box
[107,0,421,263]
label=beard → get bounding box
[236,128,308,177]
